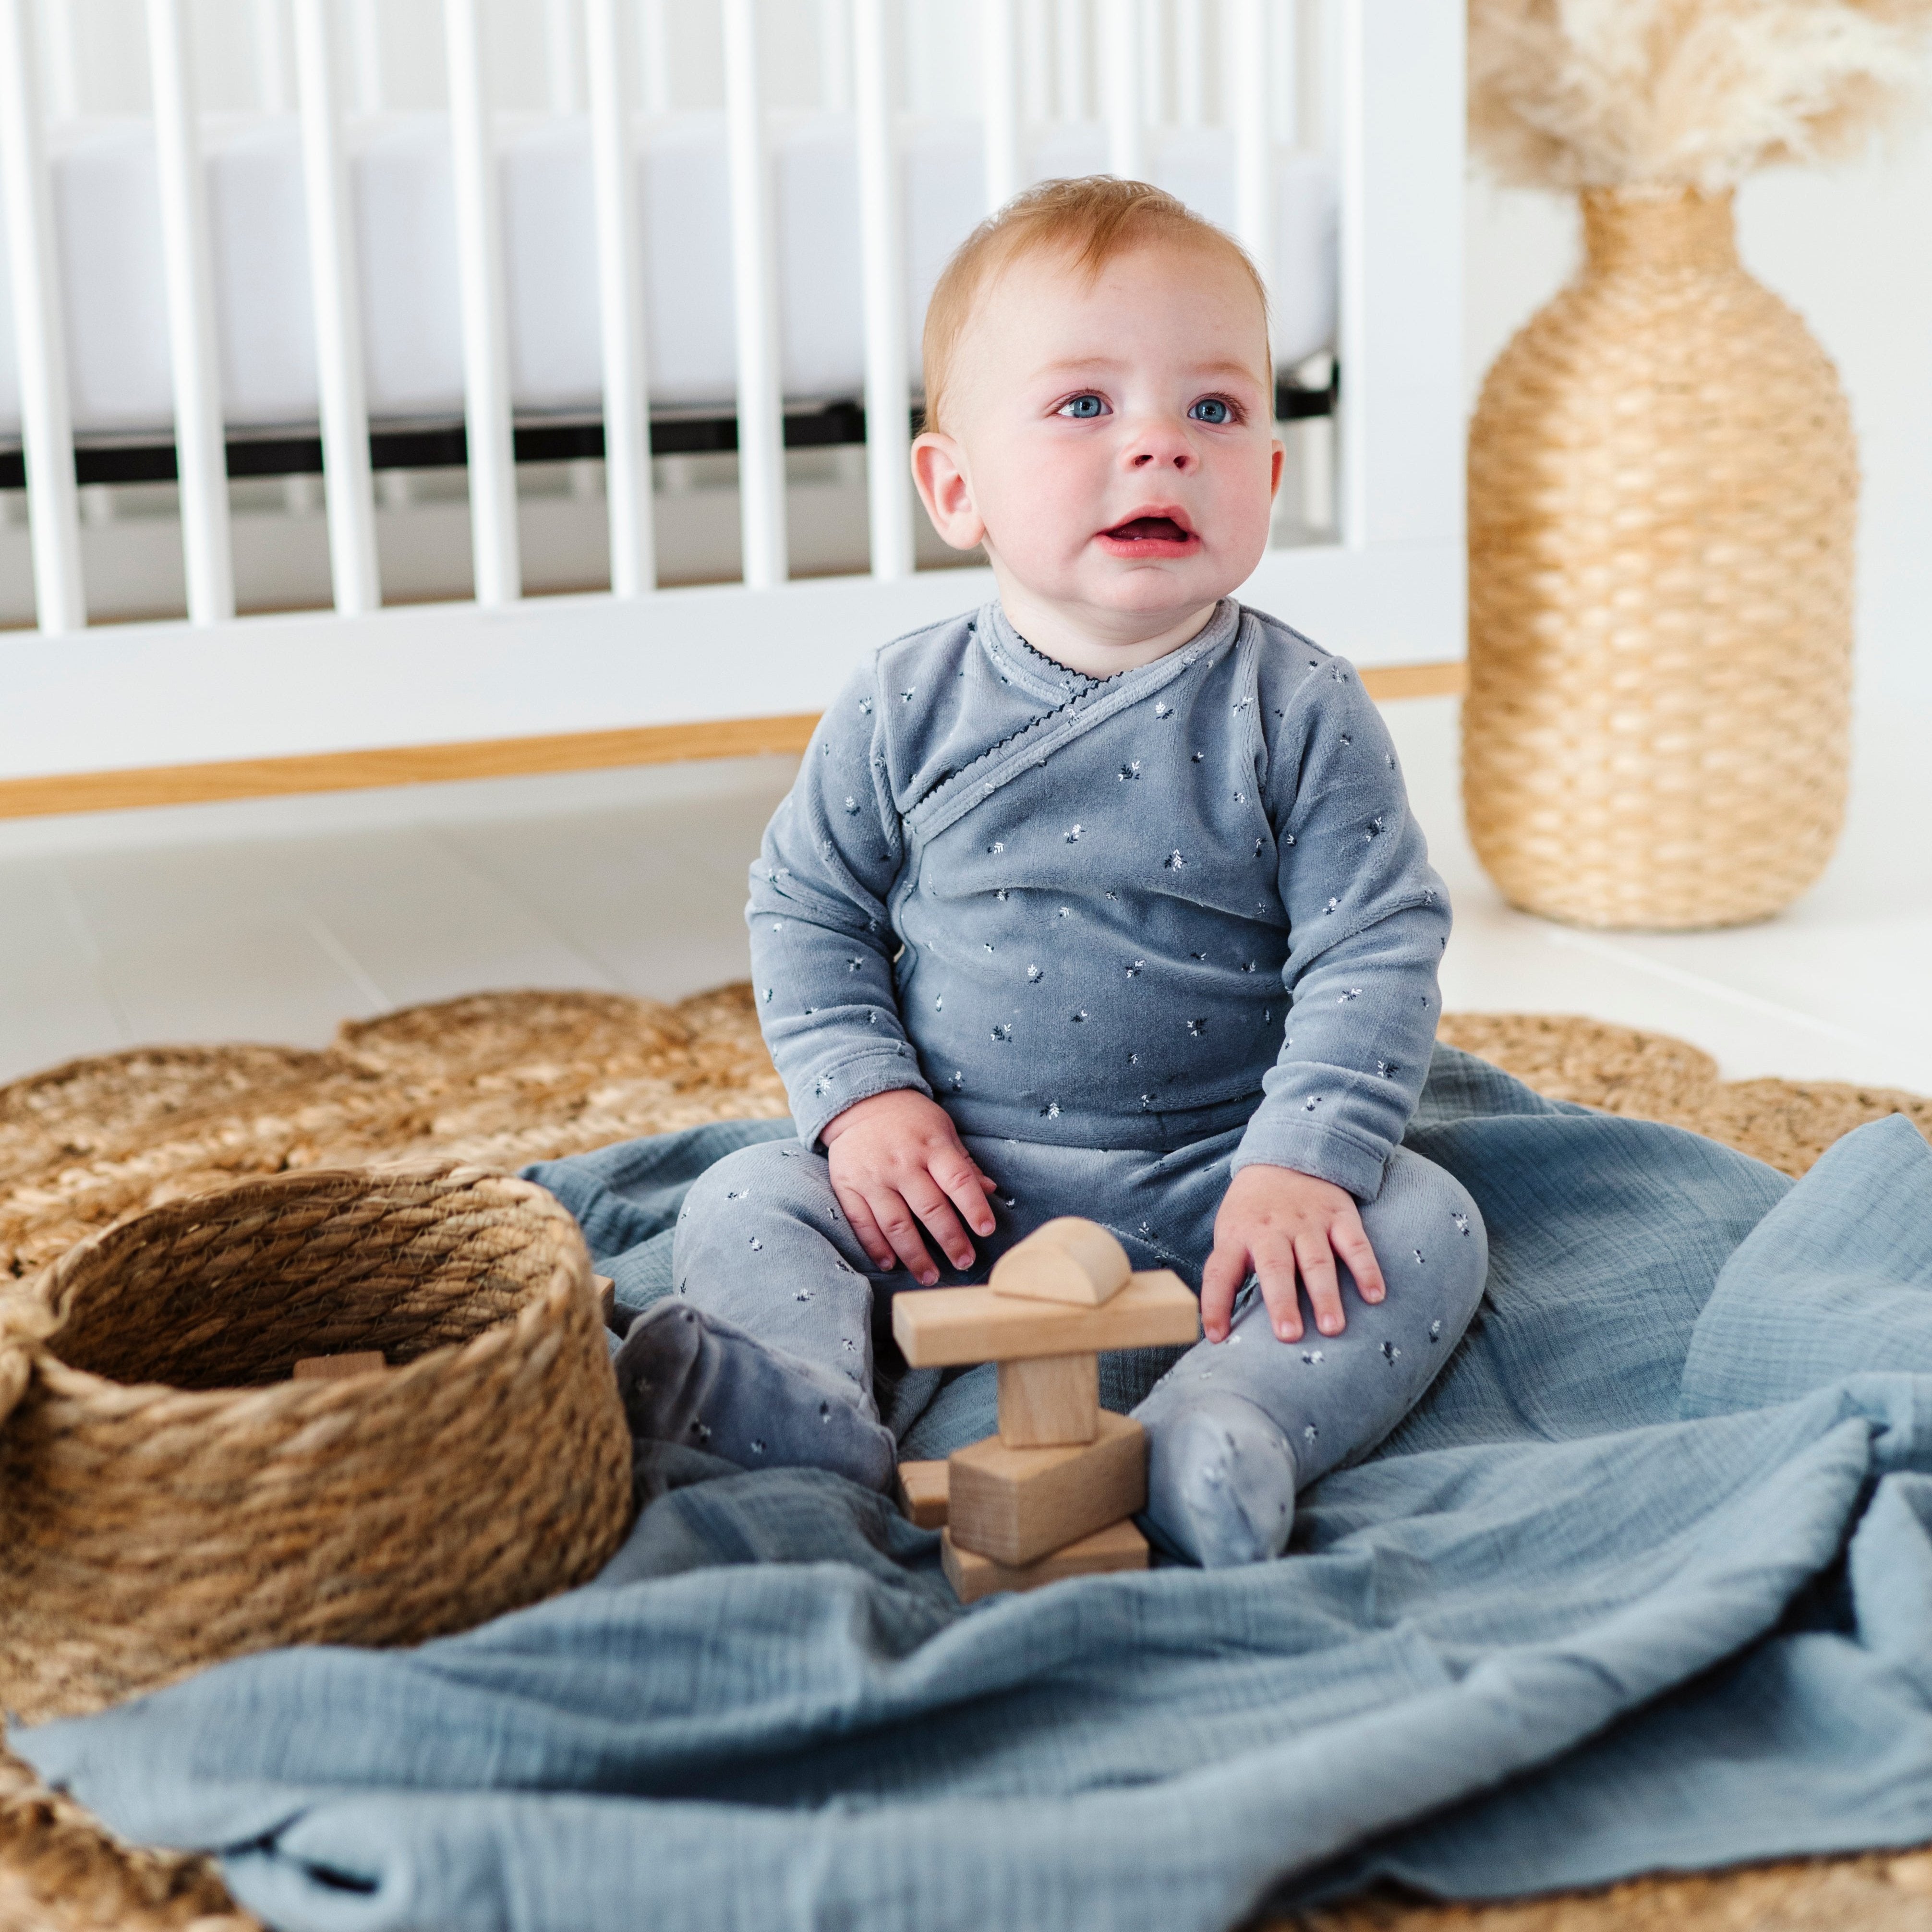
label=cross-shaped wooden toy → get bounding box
[891,1218,1199,1601]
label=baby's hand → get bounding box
[1201,1165,1386,1344]
[820,1090,1000,1287]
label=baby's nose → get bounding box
[1128,431,1196,471]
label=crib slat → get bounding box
[981,0,1020,211]
[292,0,379,615]
[348,0,382,113]
[1228,0,1272,310]
[853,0,912,582]
[584,0,655,595]
[145,0,234,625]
[34,0,78,117]
[1102,0,1141,179]
[817,0,849,114]
[636,0,669,114]
[1019,0,1052,125]
[442,0,521,605]
[1174,0,1202,125]
[1273,0,1299,147]
[253,0,288,111]
[0,0,85,631]
[544,0,580,116]
[1139,0,1162,126]
[1054,0,1086,122]
[721,0,786,589]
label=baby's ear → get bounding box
[910,433,985,552]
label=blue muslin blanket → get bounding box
[14,1047,1932,1932]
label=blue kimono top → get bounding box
[746,597,1450,1200]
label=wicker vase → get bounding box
[1463,187,1858,929]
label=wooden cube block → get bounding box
[593,1273,616,1326]
[996,1351,1099,1448]
[896,1459,950,1528]
[991,1218,1131,1306]
[942,1515,1148,1602]
[292,1351,386,1381]
[893,1269,1199,1368]
[948,1412,1146,1566]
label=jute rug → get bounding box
[1,985,1929,1932]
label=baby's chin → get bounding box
[1074,552,1245,615]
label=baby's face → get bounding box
[915,239,1281,653]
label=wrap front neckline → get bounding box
[905,598,1244,846]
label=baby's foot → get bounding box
[615,1303,897,1491]
[1137,1390,1298,1567]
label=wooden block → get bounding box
[948,1412,1146,1566]
[996,1352,1099,1448]
[893,1269,1199,1368]
[292,1351,385,1381]
[991,1217,1131,1306]
[942,1515,1148,1602]
[593,1273,616,1325]
[896,1459,950,1528]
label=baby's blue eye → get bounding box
[1059,394,1107,419]
[1189,397,1233,424]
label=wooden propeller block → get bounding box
[990,1218,1131,1306]
[949,1412,1146,1567]
[996,1352,1100,1447]
[291,1351,386,1381]
[892,1269,1198,1366]
[942,1517,1148,1603]
[896,1459,951,1529]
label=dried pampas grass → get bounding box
[1470,0,1932,191]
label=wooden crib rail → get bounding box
[0,660,1463,821]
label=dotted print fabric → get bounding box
[749,598,1452,1199]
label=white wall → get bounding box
[1464,129,1932,703]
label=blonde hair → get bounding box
[919,175,1271,434]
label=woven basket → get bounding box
[0,1161,633,1724]
[1464,187,1858,929]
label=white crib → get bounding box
[0,0,1462,817]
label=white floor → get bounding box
[2,687,1929,1098]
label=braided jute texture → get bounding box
[1464,187,1858,930]
[0,986,1926,1932]
[0,1161,635,1727]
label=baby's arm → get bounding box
[1218,649,1450,1338]
[749,669,930,1149]
[750,669,997,1283]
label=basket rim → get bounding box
[6,1159,595,1415]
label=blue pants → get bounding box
[644,1125,1488,1564]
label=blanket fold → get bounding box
[14,1048,1932,1932]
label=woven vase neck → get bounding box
[1580,188,1738,275]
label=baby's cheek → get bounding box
[979,443,1104,565]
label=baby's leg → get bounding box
[1136,1147,1488,1566]
[617,1138,898,1490]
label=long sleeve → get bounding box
[748,666,931,1148]
[1231,662,1449,1197]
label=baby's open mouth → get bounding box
[1102,516,1195,544]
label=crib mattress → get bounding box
[0,110,1335,443]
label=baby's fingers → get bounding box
[1200,1237,1251,1342]
[1295,1232,1347,1337]
[932,1151,998,1240]
[1331,1213,1386,1306]
[1251,1236,1308,1342]
[867,1188,942,1284]
[834,1184,897,1272]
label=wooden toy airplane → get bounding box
[891,1218,1199,1602]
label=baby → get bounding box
[621,177,1488,1566]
